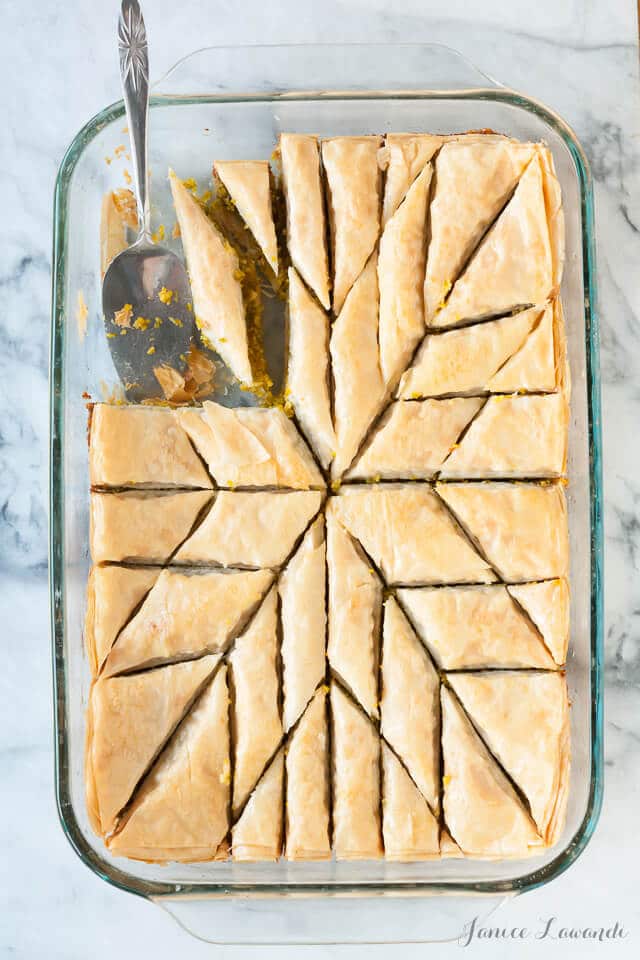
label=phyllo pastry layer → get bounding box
[285,688,331,861]
[214,160,278,273]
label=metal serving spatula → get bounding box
[102,0,194,401]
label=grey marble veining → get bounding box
[1,0,639,956]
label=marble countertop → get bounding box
[2,0,639,956]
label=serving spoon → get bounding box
[102,0,194,401]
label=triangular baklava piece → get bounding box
[379,133,443,226]
[433,151,563,328]
[174,490,323,568]
[169,170,252,383]
[89,404,212,489]
[327,511,381,718]
[448,672,570,845]
[437,481,569,582]
[177,402,324,489]
[378,162,433,386]
[87,654,219,835]
[330,253,385,479]
[424,138,536,321]
[382,744,439,860]
[287,268,335,469]
[330,486,496,585]
[108,665,230,862]
[285,687,331,861]
[279,517,327,731]
[330,683,382,860]
[232,749,284,861]
[214,160,278,272]
[280,134,330,309]
[102,567,273,677]
[507,579,570,666]
[439,393,568,479]
[380,597,440,810]
[322,135,382,313]
[348,398,483,481]
[441,686,542,858]
[229,587,282,815]
[398,585,556,670]
[90,489,212,564]
[399,306,544,399]
[85,565,158,675]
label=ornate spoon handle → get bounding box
[118,0,150,240]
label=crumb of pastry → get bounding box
[114,144,126,157]
[120,328,128,335]
[113,303,133,327]
[154,317,163,328]
[152,224,165,243]
[330,479,342,493]
[153,345,217,403]
[76,290,88,338]
[158,286,175,305]
[123,169,132,185]
[182,177,198,192]
[100,188,137,276]
[98,380,126,403]
[133,316,151,330]
[168,316,183,327]
[443,775,452,786]
[146,345,156,355]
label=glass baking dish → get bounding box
[50,42,603,943]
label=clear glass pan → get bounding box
[50,43,603,942]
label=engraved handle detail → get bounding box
[118,0,150,239]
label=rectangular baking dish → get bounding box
[50,41,603,937]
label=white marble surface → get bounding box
[2,0,640,955]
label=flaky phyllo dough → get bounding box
[86,131,571,864]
